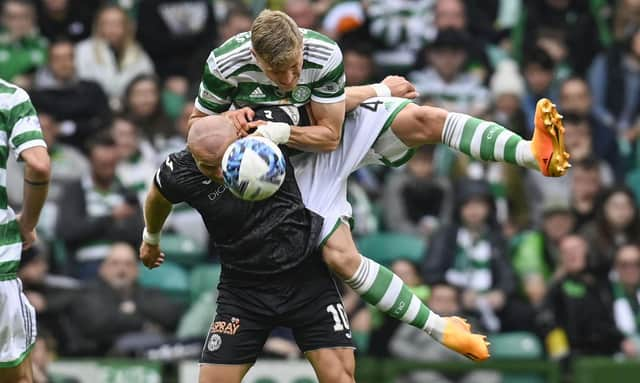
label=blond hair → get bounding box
[251,10,303,69]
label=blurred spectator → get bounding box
[612,243,640,358]
[389,284,499,383]
[18,246,79,354]
[563,113,614,183]
[511,0,611,75]
[6,112,89,239]
[410,28,489,116]
[570,157,605,230]
[522,47,557,135]
[218,5,253,43]
[320,0,364,40]
[340,36,376,86]
[35,0,95,42]
[75,5,154,106]
[510,201,575,307]
[31,335,80,383]
[490,60,527,137]
[55,132,143,279]
[588,28,640,138]
[366,0,436,75]
[0,0,47,87]
[537,235,627,358]
[582,186,640,279]
[422,179,527,332]
[283,0,317,29]
[382,145,452,237]
[31,39,112,149]
[434,0,490,81]
[68,243,184,356]
[122,74,176,149]
[559,76,622,175]
[136,0,215,82]
[613,0,640,41]
[112,116,157,205]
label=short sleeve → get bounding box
[311,46,345,104]
[8,88,46,158]
[195,52,235,115]
[153,155,185,204]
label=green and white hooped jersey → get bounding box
[195,28,345,114]
[0,79,46,279]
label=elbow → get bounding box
[27,155,51,181]
[322,132,341,152]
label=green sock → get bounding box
[345,256,444,338]
[441,112,539,170]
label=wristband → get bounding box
[142,228,161,246]
[256,122,291,144]
[371,83,391,97]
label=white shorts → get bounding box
[0,278,36,367]
[292,97,414,243]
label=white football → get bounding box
[221,136,286,201]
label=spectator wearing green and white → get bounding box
[409,29,489,117]
[366,0,436,74]
[612,244,640,358]
[0,0,47,86]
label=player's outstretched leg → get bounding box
[199,364,252,383]
[0,354,33,383]
[323,224,490,361]
[390,98,570,177]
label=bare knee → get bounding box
[391,103,447,147]
[322,225,361,279]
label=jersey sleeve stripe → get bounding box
[14,139,46,158]
[305,43,334,54]
[194,98,219,115]
[218,51,252,71]
[9,115,40,141]
[11,131,44,149]
[4,99,35,133]
[310,93,345,104]
[304,52,332,62]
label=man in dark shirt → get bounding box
[140,116,355,382]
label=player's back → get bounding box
[155,147,323,275]
[195,28,345,114]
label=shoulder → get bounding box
[210,32,253,78]
[0,81,30,111]
[301,29,341,66]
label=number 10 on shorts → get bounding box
[327,303,350,331]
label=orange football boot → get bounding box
[441,316,491,361]
[531,98,571,177]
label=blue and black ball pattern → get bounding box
[223,138,286,199]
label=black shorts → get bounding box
[200,254,355,365]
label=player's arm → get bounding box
[19,146,50,249]
[287,100,345,152]
[8,91,50,249]
[140,183,172,269]
[344,76,419,112]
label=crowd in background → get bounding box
[3,0,640,379]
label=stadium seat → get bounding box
[627,169,640,204]
[356,232,426,266]
[488,332,544,383]
[138,261,190,302]
[189,263,222,302]
[160,234,207,267]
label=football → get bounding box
[221,136,286,201]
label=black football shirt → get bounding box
[154,149,323,275]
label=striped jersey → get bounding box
[195,28,345,114]
[0,79,46,278]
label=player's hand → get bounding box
[224,107,256,136]
[16,213,37,250]
[140,241,165,269]
[382,76,419,99]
